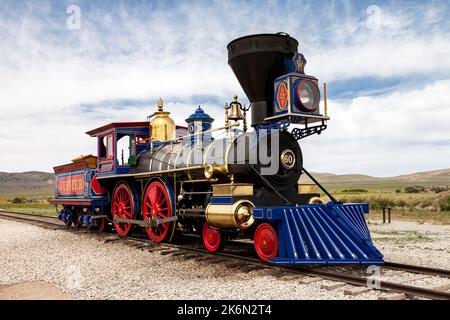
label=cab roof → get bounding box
[86,121,187,137]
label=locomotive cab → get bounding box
[86,121,188,177]
[87,122,151,176]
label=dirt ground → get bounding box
[0,218,449,300]
[368,219,450,269]
[0,281,73,300]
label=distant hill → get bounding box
[301,168,450,191]
[299,168,450,183]
[393,168,450,181]
[1,168,449,197]
[303,173,384,182]
[0,171,54,197]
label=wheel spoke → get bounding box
[156,188,164,204]
[142,181,174,243]
[112,183,135,238]
[157,197,166,208]
[157,212,168,219]
[149,187,157,204]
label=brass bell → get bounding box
[228,96,244,121]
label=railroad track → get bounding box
[0,210,62,227]
[1,210,450,300]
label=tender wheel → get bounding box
[142,180,174,243]
[112,182,135,237]
[202,222,225,252]
[254,223,278,262]
[64,220,73,227]
[96,218,106,233]
[73,217,82,228]
[87,218,105,233]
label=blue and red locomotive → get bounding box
[50,33,383,266]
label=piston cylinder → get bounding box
[205,200,255,229]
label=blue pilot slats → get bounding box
[253,203,383,266]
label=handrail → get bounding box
[160,122,241,144]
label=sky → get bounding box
[0,0,449,176]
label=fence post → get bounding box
[388,208,391,223]
[382,207,386,223]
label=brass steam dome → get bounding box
[150,98,175,141]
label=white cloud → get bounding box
[301,80,450,176]
[0,0,449,175]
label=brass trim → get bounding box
[309,197,323,204]
[150,98,176,141]
[224,134,238,173]
[174,144,183,170]
[159,150,164,171]
[96,166,205,180]
[212,183,254,196]
[202,141,215,166]
[160,123,239,144]
[204,164,228,179]
[205,199,255,229]
[287,76,291,110]
[149,143,164,171]
[324,82,328,118]
[280,149,296,169]
[186,146,200,181]
[298,183,318,194]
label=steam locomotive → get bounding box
[50,33,383,265]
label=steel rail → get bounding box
[300,268,450,300]
[1,210,450,299]
[383,261,450,278]
[0,210,58,219]
[125,235,450,300]
[0,211,59,222]
[225,238,450,280]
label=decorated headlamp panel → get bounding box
[185,106,214,144]
[273,73,322,122]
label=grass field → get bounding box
[0,197,57,216]
[318,181,450,224]
[1,175,449,223]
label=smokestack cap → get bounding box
[227,33,298,60]
[227,33,299,126]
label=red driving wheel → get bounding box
[112,182,134,237]
[142,181,173,243]
[254,223,278,262]
[202,222,225,252]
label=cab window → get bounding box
[99,134,114,159]
[106,135,114,158]
[116,133,137,166]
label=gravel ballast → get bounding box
[0,218,449,300]
[368,220,450,270]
